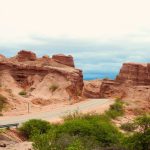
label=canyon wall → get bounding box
[0,50,83,110]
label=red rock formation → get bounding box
[0,54,5,61]
[83,63,150,102]
[82,80,102,98]
[16,50,37,62]
[0,50,83,103]
[116,63,150,85]
[52,54,75,67]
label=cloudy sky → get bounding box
[0,0,150,79]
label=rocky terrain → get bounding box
[0,50,83,115]
[0,50,150,116]
[83,62,150,114]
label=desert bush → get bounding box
[66,139,85,150]
[19,90,27,96]
[56,116,123,147]
[120,122,136,132]
[49,84,59,92]
[0,94,7,114]
[123,114,150,150]
[63,110,84,121]
[106,99,124,119]
[19,119,52,139]
[32,132,56,150]
[135,113,150,132]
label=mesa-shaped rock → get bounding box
[52,54,75,67]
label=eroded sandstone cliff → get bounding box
[83,62,150,114]
[0,50,83,113]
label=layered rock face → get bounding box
[82,62,150,114]
[52,54,75,67]
[83,63,150,102]
[116,63,150,85]
[82,80,102,98]
[0,50,83,106]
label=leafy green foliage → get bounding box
[57,113,123,148]
[106,99,124,119]
[32,132,56,150]
[19,119,52,139]
[123,114,150,150]
[66,139,85,150]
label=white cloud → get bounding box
[0,0,150,41]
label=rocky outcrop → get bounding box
[0,54,5,60]
[116,63,150,85]
[52,54,75,67]
[16,50,37,62]
[82,80,102,98]
[0,50,83,106]
[83,63,150,102]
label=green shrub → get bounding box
[106,99,124,119]
[0,94,7,114]
[135,113,150,132]
[19,119,52,139]
[120,122,136,132]
[66,139,85,150]
[19,91,27,96]
[123,114,150,150]
[56,117,123,147]
[49,84,59,92]
[32,132,56,150]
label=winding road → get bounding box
[0,99,113,125]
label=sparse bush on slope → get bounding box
[19,90,27,96]
[105,99,124,119]
[120,122,136,132]
[124,114,150,150]
[49,84,59,93]
[0,94,7,115]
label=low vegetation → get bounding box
[19,119,53,139]
[105,99,124,119]
[18,100,150,150]
[123,114,150,150]
[0,94,7,115]
[120,122,136,132]
[49,84,59,93]
[19,90,27,96]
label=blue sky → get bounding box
[0,0,150,80]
